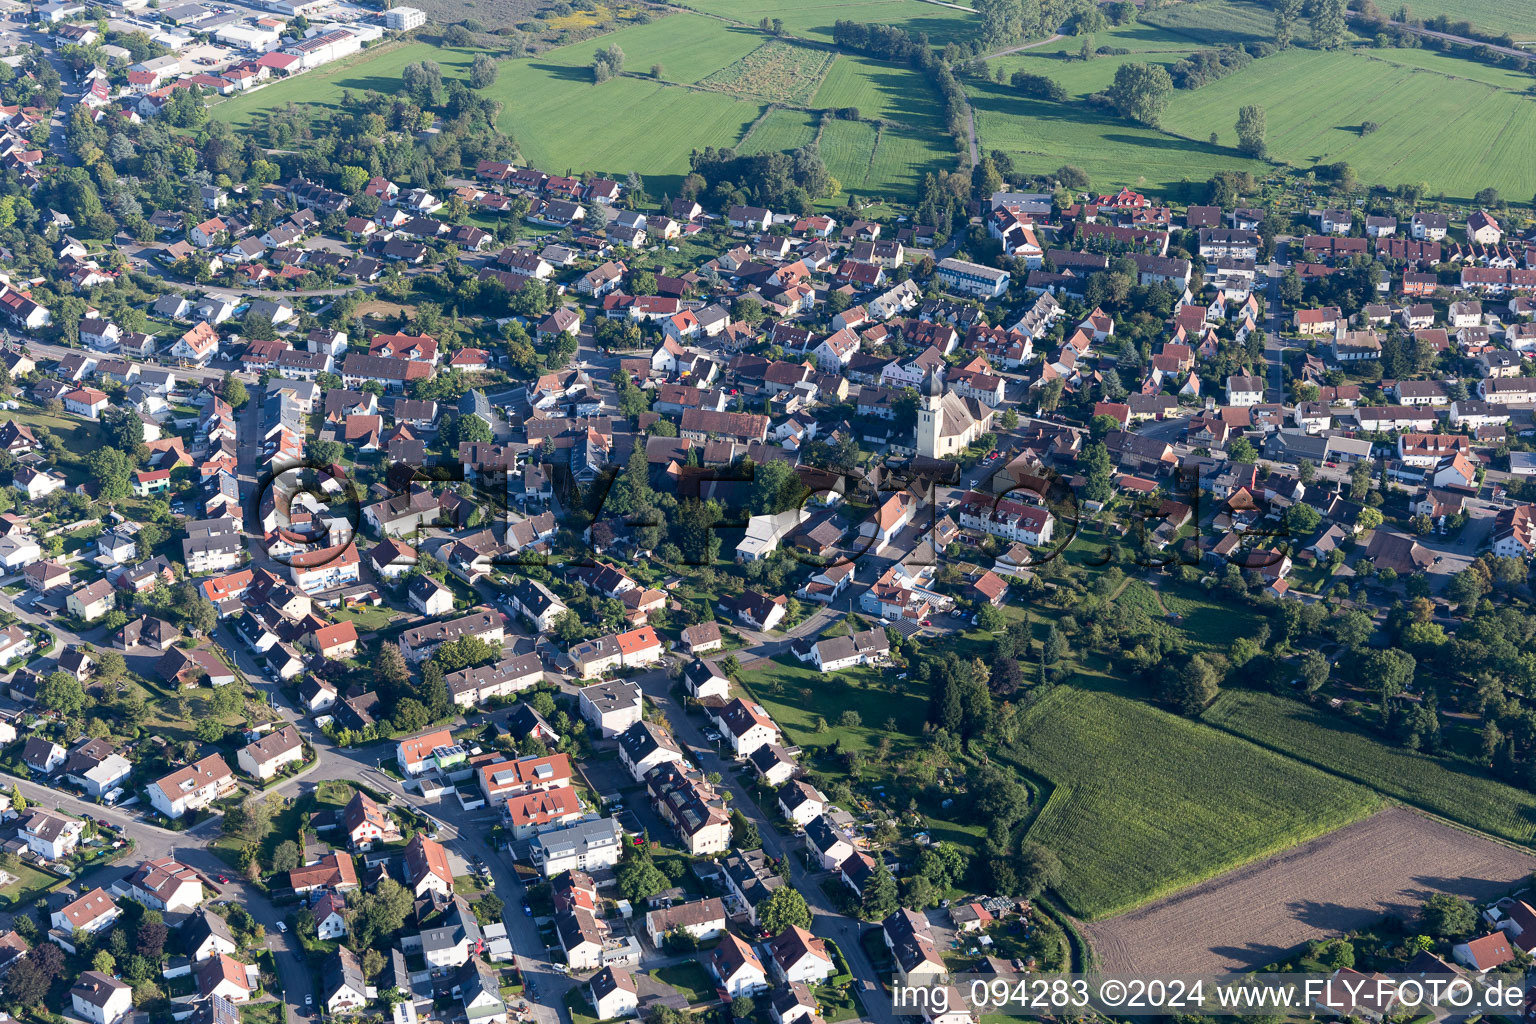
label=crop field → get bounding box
[1085,806,1535,974]
[1203,689,1536,844]
[741,106,823,154]
[1012,688,1380,920]
[1138,0,1289,47]
[697,40,836,104]
[1391,0,1536,40]
[675,0,978,46]
[813,54,947,131]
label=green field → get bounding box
[969,0,1536,202]
[813,53,947,131]
[1203,689,1536,845]
[1390,0,1536,40]
[675,0,978,46]
[741,106,823,154]
[215,10,959,198]
[697,40,837,104]
[211,41,483,126]
[1013,688,1380,919]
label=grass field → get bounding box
[211,41,483,127]
[0,863,57,907]
[813,54,947,131]
[740,106,823,154]
[968,0,1536,202]
[1390,0,1536,39]
[675,0,977,46]
[1012,687,1380,919]
[1203,689,1536,845]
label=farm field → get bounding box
[697,40,836,104]
[1085,806,1535,974]
[1012,687,1380,920]
[813,53,947,131]
[1203,689,1536,844]
[740,106,823,154]
[1390,0,1536,39]
[675,0,977,46]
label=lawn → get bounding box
[329,603,401,633]
[0,863,58,907]
[736,653,926,756]
[652,962,715,1005]
[240,1001,286,1024]
[9,403,109,486]
[1011,687,1380,919]
[1203,689,1536,845]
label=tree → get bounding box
[1298,650,1331,693]
[1235,105,1267,158]
[1356,506,1384,531]
[272,839,302,873]
[615,849,668,902]
[1015,841,1063,899]
[1107,62,1174,127]
[221,374,248,409]
[1419,893,1477,938]
[730,809,761,850]
[351,879,414,950]
[1081,440,1114,503]
[40,671,87,718]
[92,950,115,976]
[860,864,899,921]
[468,53,498,89]
[758,887,813,933]
[1170,654,1221,714]
[1226,437,1257,463]
[1273,0,1302,46]
[1312,0,1348,49]
[1285,502,1321,536]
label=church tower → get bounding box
[916,366,943,458]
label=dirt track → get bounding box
[1085,807,1535,974]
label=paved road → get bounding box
[17,338,246,387]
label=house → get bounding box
[22,738,66,774]
[617,719,684,782]
[1468,210,1502,245]
[71,972,133,1024]
[14,465,65,500]
[645,898,728,947]
[710,932,769,998]
[309,621,359,660]
[1453,932,1514,973]
[408,574,456,617]
[398,608,503,663]
[126,856,204,913]
[403,834,454,897]
[397,727,456,776]
[289,851,359,895]
[61,738,131,796]
[322,947,370,1014]
[147,753,237,820]
[237,725,304,780]
[883,907,947,986]
[680,621,723,655]
[186,908,239,961]
[456,958,507,1024]
[477,752,573,805]
[52,887,120,935]
[683,658,732,701]
[19,808,83,860]
[778,780,825,827]
[446,655,544,708]
[530,817,623,877]
[734,589,788,631]
[767,926,834,985]
[314,891,347,940]
[579,679,643,738]
[709,697,781,757]
[589,967,638,1020]
[804,815,855,870]
[647,760,731,855]
[195,952,255,1003]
